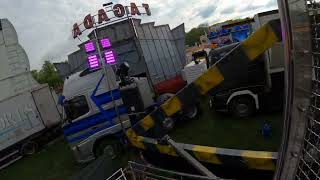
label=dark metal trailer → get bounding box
[207,10,285,118]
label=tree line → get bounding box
[31,61,63,91]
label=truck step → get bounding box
[0,150,22,170]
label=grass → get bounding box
[0,138,82,180]
[0,98,282,179]
[170,98,283,152]
[0,138,140,180]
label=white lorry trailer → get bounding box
[0,19,61,169]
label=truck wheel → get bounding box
[21,141,38,156]
[229,96,255,118]
[182,105,200,120]
[208,98,214,109]
[162,117,175,130]
[157,93,174,105]
[94,138,122,159]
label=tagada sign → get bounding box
[72,3,151,38]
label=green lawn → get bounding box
[170,98,283,152]
[0,98,283,179]
[0,139,82,180]
[0,138,140,180]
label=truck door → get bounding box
[31,85,61,128]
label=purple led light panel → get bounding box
[100,38,111,49]
[104,50,116,64]
[87,55,100,69]
[84,41,95,53]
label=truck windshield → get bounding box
[64,95,89,120]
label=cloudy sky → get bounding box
[0,0,278,69]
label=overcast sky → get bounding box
[0,0,278,70]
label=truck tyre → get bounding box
[157,93,174,105]
[94,138,122,159]
[162,117,175,130]
[21,141,38,156]
[182,105,200,120]
[229,96,255,118]
[208,98,214,110]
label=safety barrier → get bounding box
[126,19,282,171]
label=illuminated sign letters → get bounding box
[83,14,94,29]
[73,3,151,38]
[98,9,109,24]
[113,4,126,18]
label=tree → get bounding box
[185,27,208,46]
[198,23,209,28]
[31,61,63,89]
[31,70,39,81]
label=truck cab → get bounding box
[62,68,131,163]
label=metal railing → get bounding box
[295,0,320,179]
[127,161,219,180]
[106,161,224,180]
[106,168,127,180]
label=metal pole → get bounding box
[125,6,156,93]
[129,163,137,180]
[92,17,126,135]
[165,136,218,179]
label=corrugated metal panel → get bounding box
[134,21,158,79]
[136,22,166,84]
[53,62,71,79]
[113,40,145,76]
[158,26,178,76]
[88,20,135,44]
[150,24,173,78]
[162,25,183,72]
[137,20,185,84]
[171,23,186,66]
[68,49,87,73]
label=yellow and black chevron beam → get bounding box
[241,19,282,61]
[130,136,277,171]
[126,19,282,139]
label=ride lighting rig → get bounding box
[104,50,116,65]
[84,37,116,69]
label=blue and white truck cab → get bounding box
[61,63,156,163]
[61,68,131,163]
